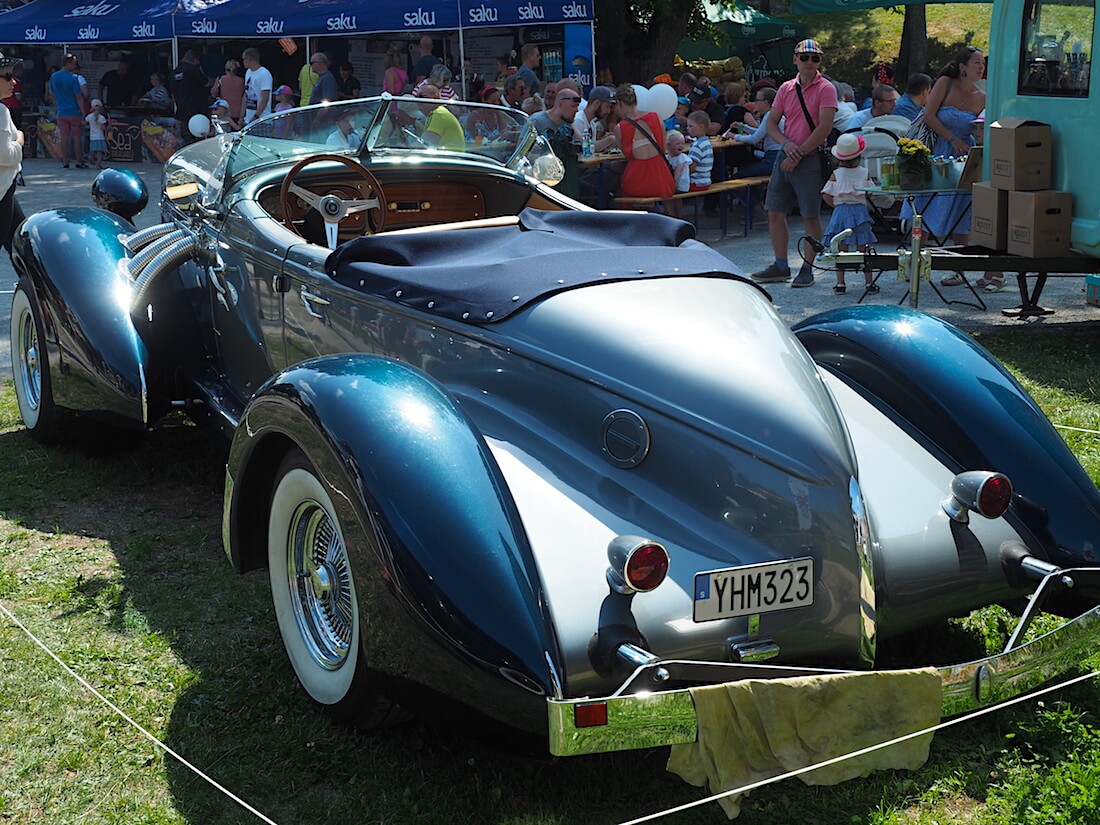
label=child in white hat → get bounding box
[86,99,108,169]
[821,132,877,294]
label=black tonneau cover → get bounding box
[326,209,758,323]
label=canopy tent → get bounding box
[175,0,589,38]
[0,0,176,43]
[678,3,806,62]
[456,0,593,28]
[0,0,593,42]
[175,0,459,38]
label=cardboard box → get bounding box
[988,118,1052,191]
[1007,190,1073,258]
[970,181,1009,250]
[1086,274,1100,307]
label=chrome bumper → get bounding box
[549,583,1100,757]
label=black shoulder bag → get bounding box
[793,82,838,180]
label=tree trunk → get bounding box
[897,4,928,81]
[595,0,696,84]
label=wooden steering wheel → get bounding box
[279,153,387,249]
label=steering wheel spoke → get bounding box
[345,198,381,215]
[288,183,322,209]
[279,153,387,244]
[323,220,340,251]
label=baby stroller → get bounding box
[847,114,912,238]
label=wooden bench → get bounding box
[614,176,771,236]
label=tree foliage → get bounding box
[592,0,976,91]
[595,0,711,82]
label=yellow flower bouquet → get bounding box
[896,137,932,189]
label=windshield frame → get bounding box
[222,94,538,188]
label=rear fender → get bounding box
[224,354,562,732]
[794,305,1100,570]
[13,208,147,428]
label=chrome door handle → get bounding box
[299,285,330,319]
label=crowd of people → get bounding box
[1,35,992,290]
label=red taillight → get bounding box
[574,702,608,728]
[625,543,670,592]
[978,474,1013,518]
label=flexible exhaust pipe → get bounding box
[123,222,179,254]
[131,236,202,311]
[127,229,190,282]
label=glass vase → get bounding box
[899,166,930,191]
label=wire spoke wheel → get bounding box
[287,499,354,670]
[16,296,42,416]
[10,282,63,442]
[267,448,405,728]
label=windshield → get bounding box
[225,95,537,182]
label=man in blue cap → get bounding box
[750,37,837,288]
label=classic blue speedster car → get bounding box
[9,95,1100,757]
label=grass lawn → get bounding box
[2,325,1100,824]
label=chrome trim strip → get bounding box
[547,602,1100,756]
[544,651,564,700]
[139,362,148,427]
[222,466,235,566]
[850,476,876,667]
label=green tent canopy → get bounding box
[678,2,808,64]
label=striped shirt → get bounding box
[689,137,713,186]
[413,79,457,101]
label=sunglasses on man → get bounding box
[798,53,822,63]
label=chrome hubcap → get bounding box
[286,500,353,670]
[18,307,41,412]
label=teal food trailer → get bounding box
[987,0,1097,254]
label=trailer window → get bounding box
[1019,0,1094,95]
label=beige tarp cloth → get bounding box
[667,668,943,818]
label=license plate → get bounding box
[693,557,814,622]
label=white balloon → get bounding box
[648,83,678,121]
[188,114,211,138]
[632,84,651,113]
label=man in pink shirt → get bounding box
[750,38,838,288]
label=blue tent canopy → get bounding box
[0,0,176,43]
[174,0,591,38]
[176,0,459,38]
[0,0,593,43]
[457,0,594,29]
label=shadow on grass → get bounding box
[5,408,1100,824]
[0,421,723,823]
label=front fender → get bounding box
[225,355,562,733]
[794,305,1100,571]
[13,208,146,428]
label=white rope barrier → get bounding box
[1053,423,1100,436]
[0,598,283,825]
[619,668,1100,825]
